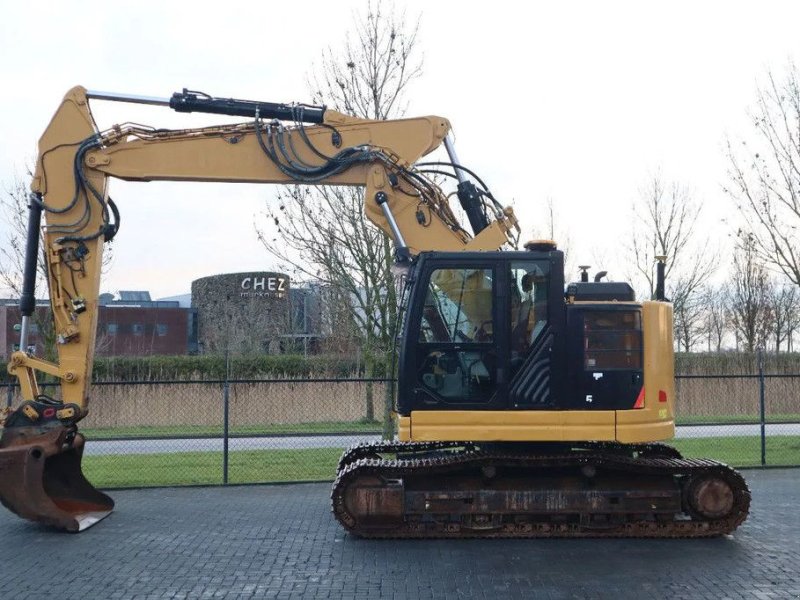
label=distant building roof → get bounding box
[1,296,185,309]
[119,291,152,302]
[0,298,48,307]
[157,293,192,309]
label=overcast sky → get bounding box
[1,0,798,299]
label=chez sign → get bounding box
[240,275,288,298]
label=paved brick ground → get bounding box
[0,468,797,599]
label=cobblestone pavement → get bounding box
[0,468,797,599]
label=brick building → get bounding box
[0,292,197,360]
[0,278,323,359]
[96,291,198,356]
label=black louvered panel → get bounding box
[509,327,553,407]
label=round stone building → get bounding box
[191,272,290,354]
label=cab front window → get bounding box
[416,266,496,404]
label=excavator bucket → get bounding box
[0,425,113,532]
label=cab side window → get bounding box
[510,261,549,356]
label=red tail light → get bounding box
[633,387,645,409]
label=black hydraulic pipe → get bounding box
[170,89,325,123]
[20,194,43,317]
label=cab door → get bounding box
[401,259,504,411]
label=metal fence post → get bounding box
[223,354,230,485]
[758,347,766,466]
[6,384,13,408]
[223,380,230,484]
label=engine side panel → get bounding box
[616,301,675,443]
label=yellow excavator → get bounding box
[0,86,749,536]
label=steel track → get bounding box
[331,442,750,539]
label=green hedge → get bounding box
[92,351,795,380]
[1,351,798,384]
[0,353,392,383]
[89,354,389,381]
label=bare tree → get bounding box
[529,197,574,277]
[257,1,421,435]
[0,176,56,359]
[672,275,708,352]
[726,236,774,352]
[629,175,717,350]
[787,296,800,352]
[260,184,398,370]
[769,283,800,352]
[307,2,421,121]
[725,65,800,288]
[701,285,728,352]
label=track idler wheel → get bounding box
[0,424,113,532]
[685,473,735,520]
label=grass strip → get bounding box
[83,447,345,488]
[671,435,800,467]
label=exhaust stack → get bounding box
[655,255,667,301]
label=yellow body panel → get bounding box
[399,302,675,445]
[399,410,616,442]
[616,301,675,442]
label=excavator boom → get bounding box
[0,86,518,530]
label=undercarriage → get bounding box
[331,441,750,538]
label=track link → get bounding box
[337,440,476,472]
[331,442,749,539]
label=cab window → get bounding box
[510,261,549,355]
[416,267,496,403]
[419,268,493,343]
[584,310,642,369]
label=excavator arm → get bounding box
[0,86,518,531]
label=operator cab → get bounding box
[397,249,644,415]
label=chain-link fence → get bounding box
[673,373,800,467]
[2,377,391,489]
[2,371,798,489]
